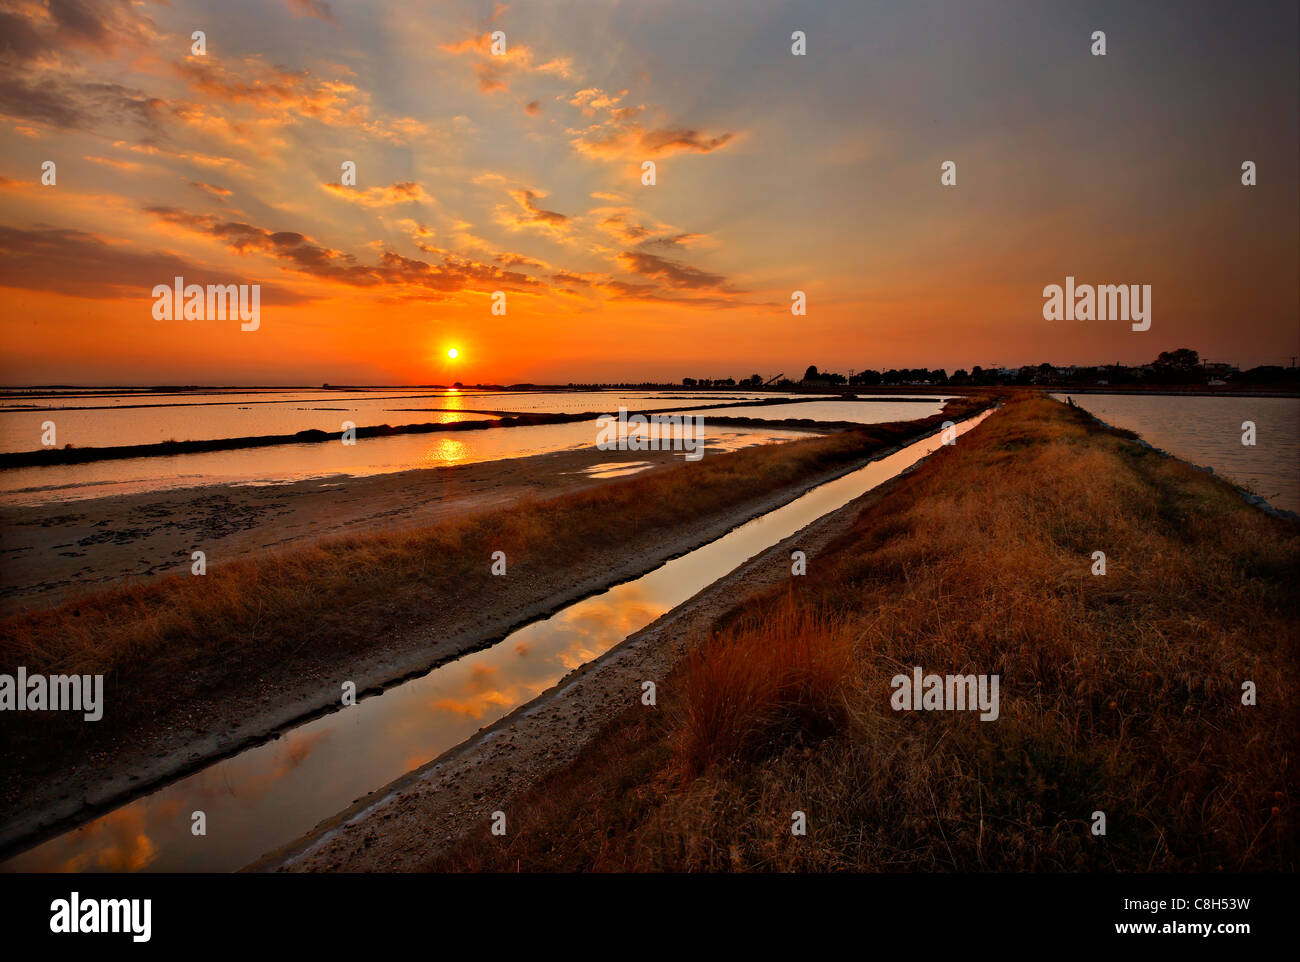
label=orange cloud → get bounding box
[321,181,433,208]
[191,181,233,200]
[572,122,736,159]
[568,87,636,117]
[174,57,360,119]
[83,154,143,172]
[440,32,574,94]
[116,139,246,172]
[167,55,428,146]
[498,188,571,237]
[563,87,736,160]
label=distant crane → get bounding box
[762,372,784,387]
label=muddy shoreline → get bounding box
[1,438,807,615]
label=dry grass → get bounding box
[675,605,857,782]
[0,397,987,782]
[432,395,1299,872]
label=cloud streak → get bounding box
[144,206,543,299]
[322,181,433,208]
[0,224,311,304]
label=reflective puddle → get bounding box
[574,461,654,479]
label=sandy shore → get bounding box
[252,431,940,872]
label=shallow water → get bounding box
[0,389,798,453]
[0,394,948,505]
[0,411,990,873]
[575,461,654,479]
[1054,394,1300,513]
[0,390,481,453]
[0,425,810,505]
[682,399,946,423]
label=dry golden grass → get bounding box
[0,397,987,783]
[432,395,1299,872]
[675,605,857,782]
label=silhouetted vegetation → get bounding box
[571,349,1299,391]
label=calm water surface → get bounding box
[0,393,947,505]
[0,391,482,453]
[0,390,806,453]
[0,425,810,505]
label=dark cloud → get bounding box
[643,232,705,251]
[552,271,593,287]
[0,2,162,134]
[286,0,338,25]
[496,252,545,269]
[596,210,705,251]
[145,206,542,298]
[616,250,731,291]
[0,11,51,63]
[600,279,749,309]
[0,0,154,64]
[0,72,163,131]
[509,189,568,226]
[600,212,650,242]
[0,224,313,304]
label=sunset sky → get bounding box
[1,0,1296,385]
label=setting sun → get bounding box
[447,348,459,360]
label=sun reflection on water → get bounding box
[420,437,469,464]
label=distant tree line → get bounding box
[672,351,1298,390]
[562,350,1298,391]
